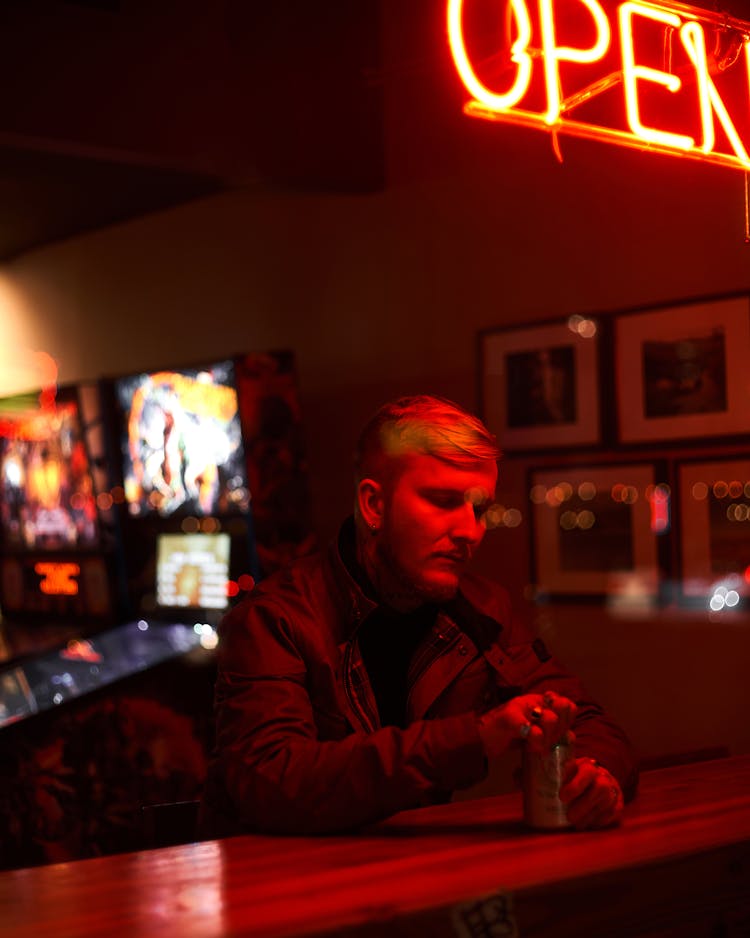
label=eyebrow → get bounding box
[420,486,493,505]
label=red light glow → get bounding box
[61,639,102,663]
[647,483,671,533]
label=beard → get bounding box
[372,538,461,609]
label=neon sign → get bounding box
[447,0,750,170]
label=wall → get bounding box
[1,0,749,769]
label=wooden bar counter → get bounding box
[3,754,750,938]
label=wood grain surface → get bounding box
[3,754,750,938]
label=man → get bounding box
[200,395,637,837]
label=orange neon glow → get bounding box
[619,2,694,151]
[447,0,533,111]
[680,20,750,165]
[35,561,80,596]
[539,0,611,125]
[447,0,750,172]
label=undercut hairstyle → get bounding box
[354,395,501,484]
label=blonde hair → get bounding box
[354,395,501,482]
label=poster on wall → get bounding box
[614,295,750,444]
[529,462,665,602]
[480,318,601,451]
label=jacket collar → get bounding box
[325,516,379,639]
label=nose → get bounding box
[452,500,486,546]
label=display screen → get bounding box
[156,532,230,611]
[0,396,99,551]
[115,361,250,518]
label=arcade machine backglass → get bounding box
[110,356,259,625]
[0,383,119,660]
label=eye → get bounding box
[465,486,490,521]
[422,489,464,510]
[429,492,462,509]
[472,502,488,522]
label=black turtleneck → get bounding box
[358,603,437,728]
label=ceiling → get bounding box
[0,144,225,261]
[0,0,383,262]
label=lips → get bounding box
[433,550,470,564]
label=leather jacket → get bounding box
[200,519,637,836]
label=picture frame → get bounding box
[529,462,665,601]
[677,456,750,607]
[479,318,601,451]
[614,294,750,444]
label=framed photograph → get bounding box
[529,463,665,601]
[677,457,750,607]
[614,294,750,444]
[480,318,600,451]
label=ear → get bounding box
[357,478,384,531]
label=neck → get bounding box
[355,529,423,613]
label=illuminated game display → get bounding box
[0,387,116,625]
[156,532,231,612]
[115,360,250,519]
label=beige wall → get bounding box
[2,0,749,769]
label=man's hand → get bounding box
[559,757,624,829]
[476,691,576,759]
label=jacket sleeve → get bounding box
[209,598,489,834]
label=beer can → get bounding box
[522,733,573,830]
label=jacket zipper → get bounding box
[342,639,378,733]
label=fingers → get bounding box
[540,691,576,737]
[560,758,624,830]
[477,692,577,759]
[519,692,577,753]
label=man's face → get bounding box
[374,453,497,606]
